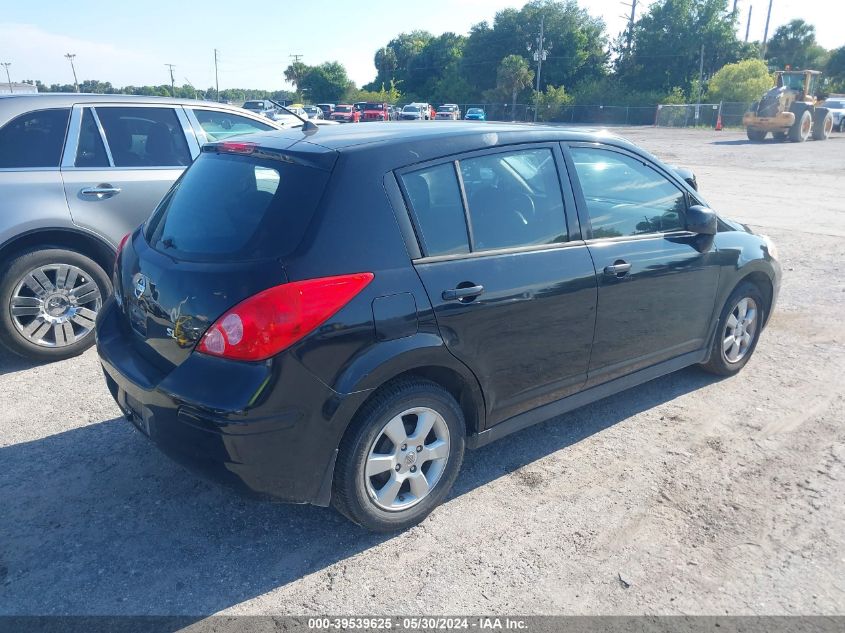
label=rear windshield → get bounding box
[145,153,329,260]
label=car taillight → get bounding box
[196,272,374,361]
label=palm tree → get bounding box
[497,55,534,120]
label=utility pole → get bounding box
[289,54,303,63]
[745,5,753,42]
[1,62,11,93]
[695,44,705,124]
[621,0,638,53]
[761,0,773,58]
[527,15,550,123]
[732,0,738,14]
[165,64,176,97]
[64,53,79,93]
[214,49,220,101]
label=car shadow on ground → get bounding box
[0,366,718,616]
[0,346,47,377]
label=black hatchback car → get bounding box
[97,123,780,531]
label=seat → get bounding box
[145,123,181,166]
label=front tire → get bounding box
[0,248,111,361]
[746,128,766,142]
[700,282,765,376]
[332,379,465,532]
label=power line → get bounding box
[165,63,176,97]
[64,53,79,93]
[1,62,11,93]
[289,54,303,63]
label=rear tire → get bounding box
[332,379,465,532]
[812,109,833,140]
[700,282,765,376]
[0,248,111,362]
[789,107,812,142]
[746,128,766,142]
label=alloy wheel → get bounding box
[364,407,451,512]
[721,297,758,364]
[9,263,102,348]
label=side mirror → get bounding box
[686,205,718,235]
[672,166,698,191]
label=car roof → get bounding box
[240,121,638,162]
[0,92,255,113]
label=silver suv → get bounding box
[0,94,283,361]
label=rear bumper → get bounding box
[96,298,364,505]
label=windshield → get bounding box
[335,106,352,113]
[437,105,455,112]
[242,101,265,110]
[467,109,483,115]
[403,105,420,112]
[364,103,383,110]
[780,73,806,90]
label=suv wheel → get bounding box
[332,379,465,532]
[700,282,765,376]
[0,248,112,361]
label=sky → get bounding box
[0,0,840,91]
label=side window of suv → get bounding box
[460,148,567,251]
[95,107,191,167]
[191,109,274,141]
[0,108,70,168]
[570,147,687,238]
[401,163,470,257]
[75,109,110,167]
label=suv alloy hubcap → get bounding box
[722,297,758,363]
[365,407,451,512]
[10,264,102,348]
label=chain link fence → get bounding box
[453,101,752,128]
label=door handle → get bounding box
[80,185,122,199]
[442,284,484,302]
[603,261,632,277]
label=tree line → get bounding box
[24,0,845,114]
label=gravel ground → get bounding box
[1,126,844,617]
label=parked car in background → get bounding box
[331,104,360,123]
[97,121,780,532]
[400,104,425,120]
[362,102,390,122]
[242,99,277,118]
[302,105,324,119]
[435,104,461,120]
[822,96,845,132]
[317,103,335,119]
[465,107,486,121]
[0,93,285,360]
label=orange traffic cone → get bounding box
[715,113,723,131]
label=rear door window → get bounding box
[0,108,70,168]
[96,107,191,167]
[145,153,330,260]
[191,109,274,141]
[460,148,567,251]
